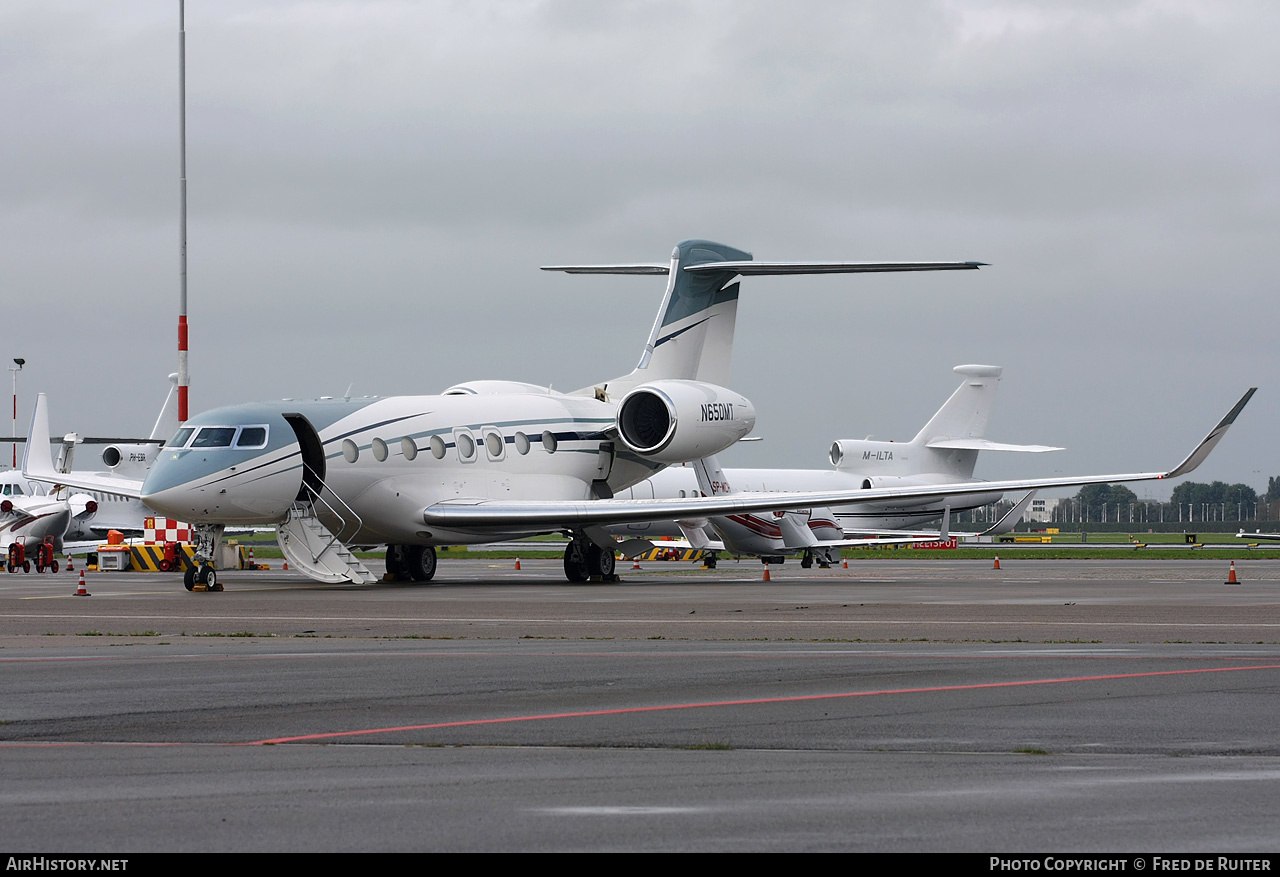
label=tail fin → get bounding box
[911,364,1005,450]
[552,240,751,396]
[831,365,1061,479]
[545,241,986,398]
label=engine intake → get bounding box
[616,380,755,464]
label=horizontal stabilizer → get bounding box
[685,260,986,275]
[541,264,669,275]
[542,261,985,276]
[925,439,1063,453]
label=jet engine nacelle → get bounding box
[616,380,755,465]
[851,473,1003,511]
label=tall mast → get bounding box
[177,0,189,424]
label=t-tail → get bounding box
[828,365,1062,481]
[543,240,986,398]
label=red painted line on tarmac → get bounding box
[247,663,1280,745]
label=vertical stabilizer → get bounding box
[830,364,1060,480]
[911,364,1003,448]
[581,240,752,396]
[830,365,1004,479]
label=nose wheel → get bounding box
[183,563,222,592]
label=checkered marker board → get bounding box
[143,517,192,544]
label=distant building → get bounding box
[1025,497,1061,523]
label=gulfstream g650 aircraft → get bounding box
[23,240,1251,589]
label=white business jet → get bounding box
[0,471,97,571]
[617,364,1062,563]
[23,240,1251,590]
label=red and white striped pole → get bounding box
[177,1,189,424]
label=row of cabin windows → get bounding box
[341,429,559,465]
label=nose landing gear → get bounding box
[183,563,221,592]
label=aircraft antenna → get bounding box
[177,0,189,423]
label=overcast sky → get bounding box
[3,1,1277,500]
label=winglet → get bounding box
[1162,388,1256,480]
[21,393,56,481]
[979,490,1038,537]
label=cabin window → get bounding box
[235,426,268,448]
[456,431,476,462]
[429,435,446,460]
[342,439,359,463]
[514,431,530,455]
[167,428,195,448]
[402,437,418,461]
[541,430,558,454]
[371,438,389,462]
[484,429,504,461]
[192,428,236,448]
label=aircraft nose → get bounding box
[140,461,195,520]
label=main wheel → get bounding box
[183,567,196,591]
[204,568,220,591]
[385,545,403,579]
[587,544,615,579]
[563,544,589,583]
[406,545,437,582]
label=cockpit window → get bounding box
[235,426,268,448]
[167,427,195,448]
[192,427,236,448]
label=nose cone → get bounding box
[140,456,199,521]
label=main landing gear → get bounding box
[385,544,437,582]
[562,535,617,583]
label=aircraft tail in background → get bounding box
[829,365,1061,481]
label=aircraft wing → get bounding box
[1238,530,1280,542]
[423,390,1254,530]
[21,394,145,499]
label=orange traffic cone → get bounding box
[248,547,255,569]
[514,557,521,570]
[632,557,642,570]
[1226,561,1239,584]
[993,555,1001,570]
[842,558,848,569]
[66,555,74,573]
[282,562,289,571]
[73,570,90,597]
[762,566,771,582]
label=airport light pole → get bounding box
[9,358,24,468]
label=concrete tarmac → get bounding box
[2,557,1279,851]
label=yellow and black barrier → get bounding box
[638,548,706,562]
[124,544,251,571]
